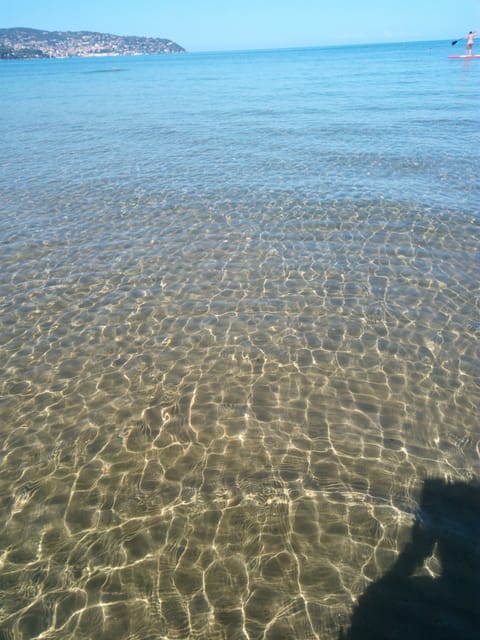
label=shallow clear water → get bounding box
[0,41,479,639]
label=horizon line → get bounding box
[186,38,450,54]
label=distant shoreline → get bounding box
[0,27,185,60]
[0,51,186,61]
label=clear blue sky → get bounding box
[2,0,479,51]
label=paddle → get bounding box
[451,38,462,45]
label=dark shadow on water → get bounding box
[341,478,480,639]
[82,67,125,74]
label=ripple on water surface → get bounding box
[0,193,479,639]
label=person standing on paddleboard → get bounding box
[465,31,478,55]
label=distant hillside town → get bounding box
[0,27,185,59]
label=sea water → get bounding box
[0,40,479,639]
